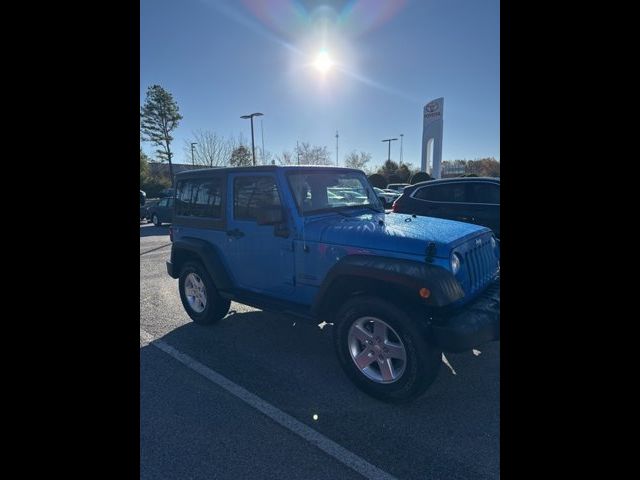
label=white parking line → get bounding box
[140,328,398,480]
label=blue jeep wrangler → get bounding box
[167,166,500,402]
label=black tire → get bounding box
[152,214,161,226]
[333,296,441,403]
[178,261,231,325]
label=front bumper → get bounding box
[431,278,500,353]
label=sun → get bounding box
[313,50,333,74]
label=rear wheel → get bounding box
[178,261,230,325]
[334,296,441,403]
[152,214,161,226]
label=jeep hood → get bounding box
[302,210,490,258]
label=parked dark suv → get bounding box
[393,177,500,238]
[167,166,500,402]
[147,197,174,226]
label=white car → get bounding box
[386,183,411,193]
[374,187,400,207]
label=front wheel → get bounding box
[333,296,441,403]
[178,261,230,325]
[152,214,161,226]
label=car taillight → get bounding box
[392,199,399,212]
[169,226,173,242]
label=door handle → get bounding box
[226,228,245,239]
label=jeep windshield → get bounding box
[287,171,384,215]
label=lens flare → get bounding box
[220,0,413,99]
[313,50,333,73]
[239,0,407,39]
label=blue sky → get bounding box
[140,0,499,170]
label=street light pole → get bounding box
[240,112,264,166]
[335,131,339,166]
[261,119,265,165]
[190,142,197,166]
[250,118,256,165]
[382,138,398,162]
[399,134,404,163]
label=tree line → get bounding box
[140,84,499,195]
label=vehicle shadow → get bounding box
[151,310,498,406]
[140,225,171,237]
[143,310,499,479]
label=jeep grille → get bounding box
[464,240,498,292]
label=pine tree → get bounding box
[140,85,183,186]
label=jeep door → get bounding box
[225,173,295,298]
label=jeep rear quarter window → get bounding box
[175,177,223,217]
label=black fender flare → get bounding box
[169,237,234,291]
[311,254,464,316]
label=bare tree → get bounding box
[344,150,372,171]
[276,150,295,165]
[226,132,248,154]
[184,130,234,167]
[259,148,275,165]
[295,142,332,165]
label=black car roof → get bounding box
[408,176,500,188]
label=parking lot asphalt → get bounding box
[140,222,500,479]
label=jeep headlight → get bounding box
[451,253,461,275]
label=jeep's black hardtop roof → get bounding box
[175,165,363,177]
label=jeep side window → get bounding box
[175,177,223,217]
[234,176,281,221]
[416,183,466,203]
[192,179,223,217]
[175,180,193,216]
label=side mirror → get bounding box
[257,206,284,225]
